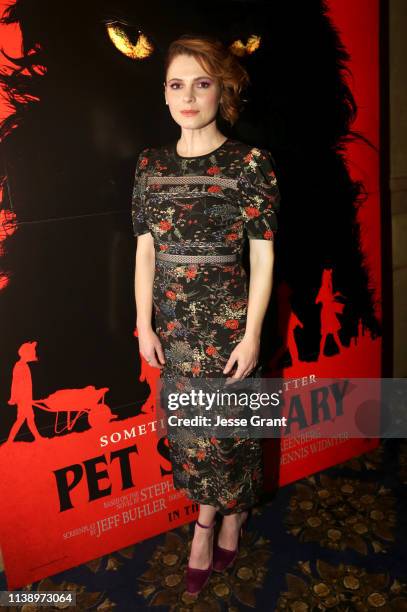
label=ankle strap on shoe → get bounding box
[196,519,215,529]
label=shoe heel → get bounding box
[186,519,216,596]
[213,510,249,573]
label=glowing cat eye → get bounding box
[106,23,154,60]
[229,35,262,57]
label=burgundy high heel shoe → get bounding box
[186,519,216,597]
[213,511,249,572]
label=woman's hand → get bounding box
[138,326,166,369]
[223,335,260,384]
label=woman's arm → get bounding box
[244,240,275,340]
[223,240,275,380]
[224,146,280,381]
[135,232,155,329]
[135,233,166,369]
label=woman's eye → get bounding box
[168,82,211,90]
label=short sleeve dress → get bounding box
[131,138,280,515]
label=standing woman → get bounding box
[132,34,280,597]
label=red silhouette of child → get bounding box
[315,268,345,356]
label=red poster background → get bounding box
[272,0,382,485]
[0,0,383,589]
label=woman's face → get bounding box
[164,54,222,131]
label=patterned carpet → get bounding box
[1,439,406,611]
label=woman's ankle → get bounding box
[222,510,248,526]
[193,525,213,540]
[189,525,214,569]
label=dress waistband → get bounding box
[156,252,238,264]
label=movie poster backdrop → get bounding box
[0,0,383,588]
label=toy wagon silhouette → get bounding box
[33,385,111,433]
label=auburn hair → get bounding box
[164,34,250,126]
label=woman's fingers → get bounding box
[225,361,253,385]
[230,364,247,380]
[223,353,237,374]
[226,359,257,382]
[224,348,257,381]
[154,340,166,366]
[140,334,166,369]
[243,360,258,377]
[143,352,161,368]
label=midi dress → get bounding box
[131,137,280,515]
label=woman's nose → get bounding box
[183,87,195,102]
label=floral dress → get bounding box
[131,138,280,515]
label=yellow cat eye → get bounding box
[106,23,154,60]
[229,35,262,57]
[106,23,260,61]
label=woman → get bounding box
[132,34,280,597]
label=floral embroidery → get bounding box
[131,138,281,514]
[207,165,221,175]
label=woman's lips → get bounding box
[181,110,199,115]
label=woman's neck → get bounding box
[176,130,227,157]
